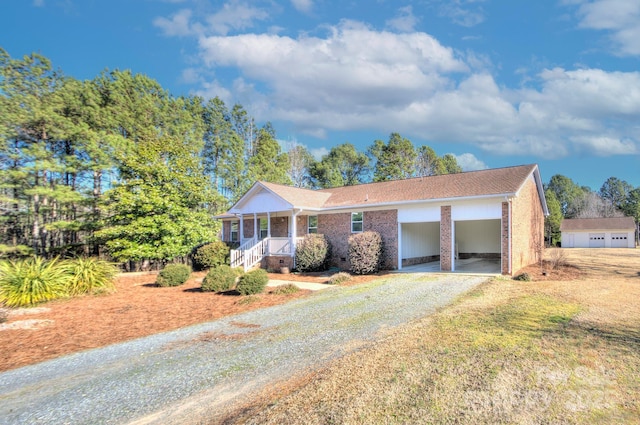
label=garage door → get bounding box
[611,233,628,248]
[589,233,605,248]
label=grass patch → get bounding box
[236,278,640,424]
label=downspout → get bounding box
[397,221,402,270]
[508,197,512,275]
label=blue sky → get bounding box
[2,0,639,190]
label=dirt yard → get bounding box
[0,269,380,372]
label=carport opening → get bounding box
[401,222,440,269]
[454,219,501,273]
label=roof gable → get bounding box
[560,217,636,231]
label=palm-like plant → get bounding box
[0,257,69,307]
[61,257,118,296]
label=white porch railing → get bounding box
[230,237,304,271]
[230,237,257,269]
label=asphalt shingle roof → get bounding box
[257,164,539,209]
[560,217,636,231]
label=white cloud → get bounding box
[385,6,419,33]
[205,1,269,35]
[291,0,314,14]
[198,21,467,111]
[572,0,640,56]
[154,9,194,37]
[154,1,269,37]
[453,153,488,171]
[435,0,487,27]
[188,19,639,160]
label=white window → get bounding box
[308,215,318,234]
[351,212,363,233]
[230,221,239,242]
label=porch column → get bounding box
[501,201,511,275]
[397,222,402,270]
[440,206,452,272]
[267,212,271,237]
[291,210,299,258]
[253,213,257,240]
[239,215,244,243]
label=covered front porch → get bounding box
[222,211,309,271]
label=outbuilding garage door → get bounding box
[589,233,605,248]
[611,234,628,248]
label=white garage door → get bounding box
[611,233,628,248]
[589,233,605,248]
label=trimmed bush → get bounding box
[348,231,383,275]
[328,272,351,285]
[295,234,331,272]
[192,241,230,271]
[0,257,69,307]
[201,265,237,292]
[156,263,191,287]
[61,257,118,296]
[237,268,269,295]
[271,283,300,295]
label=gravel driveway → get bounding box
[0,273,487,425]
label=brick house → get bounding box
[217,164,548,275]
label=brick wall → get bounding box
[270,216,288,237]
[262,255,294,271]
[509,176,545,274]
[317,210,399,271]
[222,221,230,241]
[363,210,398,269]
[242,218,255,239]
[296,215,308,237]
[317,212,351,269]
[440,206,452,271]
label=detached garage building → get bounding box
[560,217,637,248]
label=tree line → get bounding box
[0,50,463,266]
[2,50,637,265]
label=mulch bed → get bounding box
[514,260,583,281]
[0,270,385,373]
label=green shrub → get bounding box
[237,268,269,295]
[328,272,351,285]
[0,244,34,260]
[271,283,300,295]
[201,265,237,292]
[0,257,69,307]
[192,241,230,271]
[156,263,191,287]
[295,234,331,272]
[348,231,383,275]
[61,257,118,296]
[513,272,531,282]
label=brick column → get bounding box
[501,201,510,275]
[440,206,452,272]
